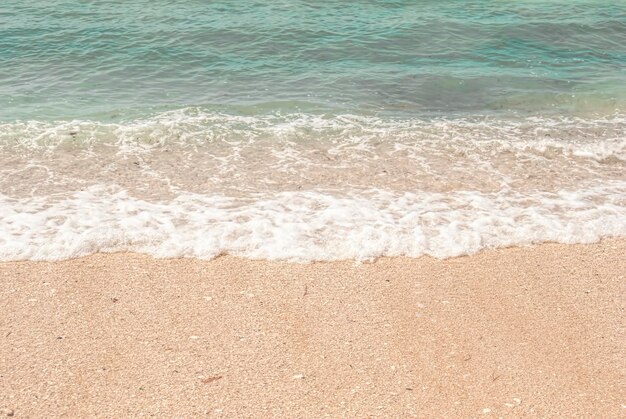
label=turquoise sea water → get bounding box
[2,0,625,120]
[0,1,625,261]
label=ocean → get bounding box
[1,0,625,261]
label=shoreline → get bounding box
[1,239,624,417]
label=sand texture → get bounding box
[1,240,625,417]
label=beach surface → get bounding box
[1,240,624,417]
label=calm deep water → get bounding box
[2,0,626,120]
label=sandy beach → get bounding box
[1,240,624,417]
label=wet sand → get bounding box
[1,240,625,417]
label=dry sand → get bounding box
[1,240,625,417]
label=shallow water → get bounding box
[1,1,625,261]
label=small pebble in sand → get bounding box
[2,409,14,417]
[189,335,199,340]
[482,408,491,414]
[293,374,304,379]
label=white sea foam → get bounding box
[1,183,624,262]
[1,110,624,261]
